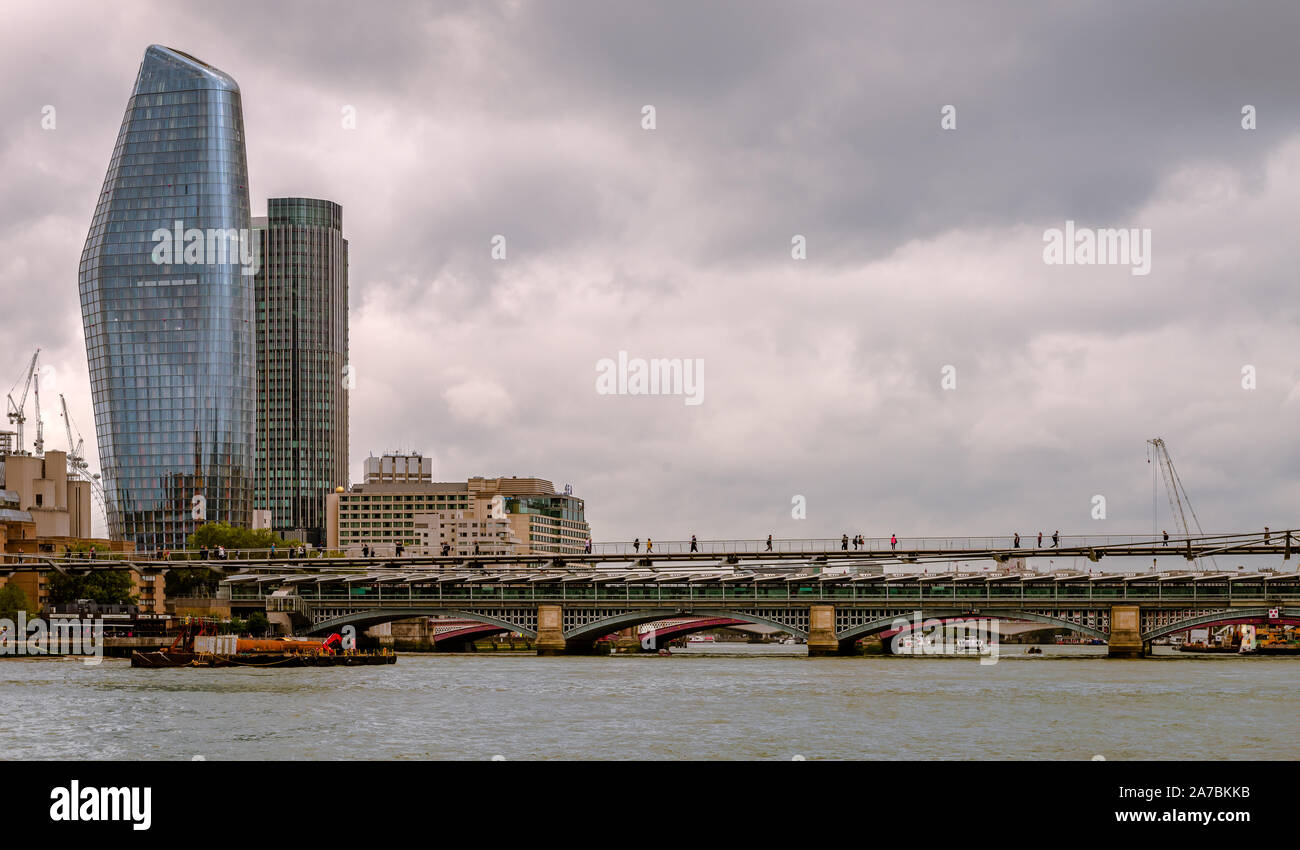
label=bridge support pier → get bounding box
[1108,605,1144,658]
[807,604,848,657]
[536,604,568,656]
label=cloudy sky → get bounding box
[2,1,1298,557]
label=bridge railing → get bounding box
[587,531,1283,557]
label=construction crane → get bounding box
[4,349,39,455]
[32,367,44,456]
[1146,437,1218,570]
[60,394,87,473]
[59,393,113,537]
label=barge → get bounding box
[130,621,396,668]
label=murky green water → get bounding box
[1,645,1294,760]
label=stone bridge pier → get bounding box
[1107,604,1144,658]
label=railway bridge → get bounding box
[8,529,1296,657]
[226,568,1300,657]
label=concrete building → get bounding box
[253,198,350,546]
[0,450,92,540]
[326,474,590,556]
[0,450,143,613]
[412,512,518,556]
[364,452,432,484]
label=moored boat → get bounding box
[131,621,395,668]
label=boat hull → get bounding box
[131,650,396,668]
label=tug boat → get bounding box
[131,620,396,668]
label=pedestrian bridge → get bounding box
[228,567,1300,657]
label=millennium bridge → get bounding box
[7,530,1297,657]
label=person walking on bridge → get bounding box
[890,533,897,551]
[1052,530,1059,548]
[646,538,653,554]
[842,534,849,551]
[1162,530,1169,545]
[766,534,773,552]
[1013,532,1020,548]
[690,535,698,553]
[633,538,640,553]
[1037,531,1042,548]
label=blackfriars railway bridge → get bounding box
[213,530,1298,657]
[8,530,1298,657]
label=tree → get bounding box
[246,611,270,637]
[164,568,223,599]
[46,570,136,606]
[0,585,35,621]
[186,522,301,554]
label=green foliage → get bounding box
[226,616,247,634]
[246,611,270,637]
[0,584,36,620]
[46,570,136,606]
[185,522,302,555]
[164,568,223,598]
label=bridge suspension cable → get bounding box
[1147,437,1218,571]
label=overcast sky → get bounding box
[2,1,1298,558]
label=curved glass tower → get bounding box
[78,45,254,551]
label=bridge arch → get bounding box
[564,608,809,643]
[637,618,756,648]
[834,610,1108,645]
[1141,606,1300,642]
[306,608,537,638]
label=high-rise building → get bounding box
[79,45,255,552]
[253,198,349,545]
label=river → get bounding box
[2,645,1295,760]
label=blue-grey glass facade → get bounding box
[78,45,254,551]
[255,198,349,545]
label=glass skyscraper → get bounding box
[78,45,255,551]
[254,198,349,545]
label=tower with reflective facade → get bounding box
[253,198,349,545]
[78,45,255,550]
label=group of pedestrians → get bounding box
[840,533,899,550]
[1010,531,1060,548]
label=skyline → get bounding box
[3,2,1299,546]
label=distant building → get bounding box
[253,198,350,545]
[0,449,143,613]
[364,453,432,484]
[326,474,589,556]
[0,450,92,540]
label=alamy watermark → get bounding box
[150,220,260,275]
[595,351,704,406]
[888,613,1001,666]
[1043,220,1151,276]
[0,614,105,664]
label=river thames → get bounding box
[2,645,1295,760]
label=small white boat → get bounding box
[687,634,717,644]
[953,637,990,655]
